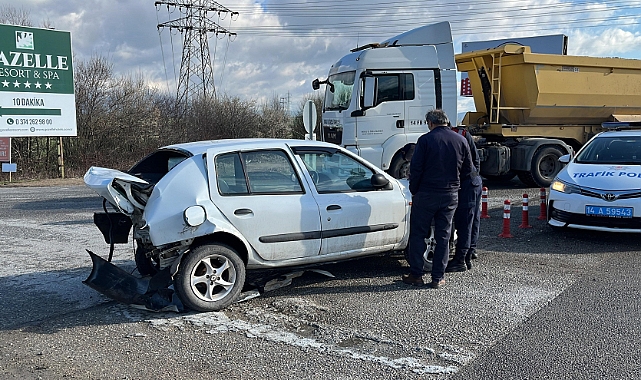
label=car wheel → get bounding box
[174,244,246,312]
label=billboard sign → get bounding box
[0,24,76,137]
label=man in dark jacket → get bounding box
[402,109,475,289]
[446,126,482,272]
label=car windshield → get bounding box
[575,136,641,165]
[324,71,355,111]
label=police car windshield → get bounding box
[575,136,641,165]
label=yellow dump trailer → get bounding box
[455,45,641,187]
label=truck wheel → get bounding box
[389,154,410,179]
[520,146,565,187]
[174,244,246,312]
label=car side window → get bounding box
[215,150,303,195]
[299,151,377,193]
[215,153,249,195]
[244,150,303,194]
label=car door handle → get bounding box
[326,205,341,211]
[234,208,253,216]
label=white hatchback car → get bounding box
[84,139,413,311]
[548,124,641,233]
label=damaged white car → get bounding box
[84,139,414,312]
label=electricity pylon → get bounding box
[156,1,237,108]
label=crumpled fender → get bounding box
[83,250,183,312]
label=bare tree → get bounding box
[291,93,323,140]
[0,5,32,26]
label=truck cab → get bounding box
[313,22,457,179]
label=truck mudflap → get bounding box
[83,250,183,312]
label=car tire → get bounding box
[174,244,246,312]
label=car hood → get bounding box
[557,163,641,191]
[84,166,150,214]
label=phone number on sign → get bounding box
[9,118,53,125]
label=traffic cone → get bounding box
[498,200,513,238]
[519,193,532,228]
[481,186,490,219]
[538,188,548,220]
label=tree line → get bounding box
[1,6,323,180]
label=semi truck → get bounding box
[312,22,641,187]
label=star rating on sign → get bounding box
[1,80,53,90]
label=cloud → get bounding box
[570,28,641,57]
[4,0,641,113]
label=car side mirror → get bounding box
[312,78,320,90]
[371,173,390,189]
[559,154,571,164]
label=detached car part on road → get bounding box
[548,123,641,233]
[84,139,414,311]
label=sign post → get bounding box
[302,100,317,141]
[0,24,76,138]
[0,136,13,181]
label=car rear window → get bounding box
[128,149,191,184]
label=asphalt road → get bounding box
[0,181,639,379]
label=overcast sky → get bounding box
[4,0,641,116]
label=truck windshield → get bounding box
[324,71,355,111]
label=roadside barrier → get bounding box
[538,188,548,220]
[519,193,532,228]
[481,187,490,219]
[498,200,513,238]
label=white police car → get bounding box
[548,123,641,232]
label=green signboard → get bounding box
[0,24,76,137]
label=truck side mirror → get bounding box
[363,77,376,108]
[312,78,320,90]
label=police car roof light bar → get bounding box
[601,121,641,130]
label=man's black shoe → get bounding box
[445,260,467,273]
[465,258,472,270]
[429,278,446,289]
[471,252,478,260]
[402,273,424,286]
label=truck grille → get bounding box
[323,127,342,145]
[579,188,641,201]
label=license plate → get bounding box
[585,205,633,218]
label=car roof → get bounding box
[162,138,340,156]
[596,130,641,138]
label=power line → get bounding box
[156,0,238,109]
